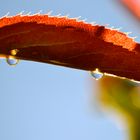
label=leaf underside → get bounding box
[0,14,140,81]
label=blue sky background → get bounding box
[0,0,140,140]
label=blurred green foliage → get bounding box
[98,76,140,140]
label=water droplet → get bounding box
[6,56,19,66]
[10,49,18,56]
[90,68,103,80]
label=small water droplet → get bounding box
[6,56,19,66]
[90,68,103,80]
[10,49,18,56]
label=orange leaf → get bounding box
[0,14,139,81]
[121,0,140,19]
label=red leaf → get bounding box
[0,15,139,81]
[122,0,140,19]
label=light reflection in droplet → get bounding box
[90,68,103,80]
[10,49,19,56]
[6,56,19,66]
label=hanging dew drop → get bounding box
[6,49,19,66]
[6,56,19,66]
[90,68,103,80]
